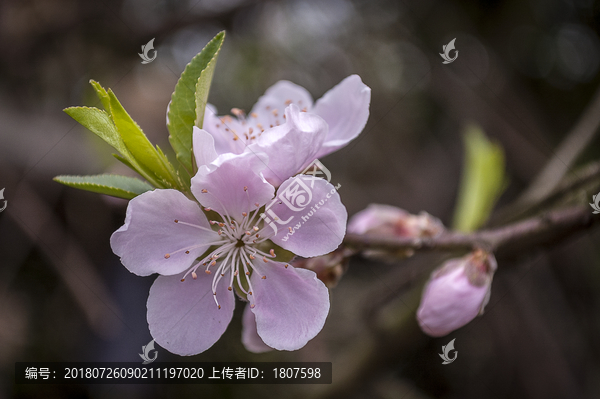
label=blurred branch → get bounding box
[518,86,600,205]
[323,205,597,399]
[344,205,597,258]
[491,159,600,225]
[6,181,125,339]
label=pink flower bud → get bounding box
[348,204,445,260]
[348,204,444,238]
[417,249,497,337]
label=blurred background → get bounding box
[2,0,600,397]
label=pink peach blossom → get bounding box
[202,75,371,186]
[111,129,347,355]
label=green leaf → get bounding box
[194,41,222,129]
[108,89,179,188]
[167,31,225,174]
[64,105,164,189]
[65,81,184,191]
[156,145,188,190]
[453,123,507,232]
[113,153,136,170]
[53,174,153,200]
[89,80,111,114]
[64,107,129,155]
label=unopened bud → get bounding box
[416,249,497,337]
[348,204,445,238]
[348,204,445,260]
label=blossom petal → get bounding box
[191,152,275,221]
[147,272,235,356]
[165,100,171,125]
[249,262,329,351]
[313,75,371,158]
[110,189,218,276]
[193,127,218,168]
[241,304,273,353]
[267,176,347,257]
[249,104,328,187]
[250,81,314,130]
[202,104,246,155]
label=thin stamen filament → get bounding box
[247,225,276,243]
[202,191,233,226]
[242,260,257,304]
[167,240,227,258]
[212,248,237,297]
[248,247,275,259]
[174,220,215,234]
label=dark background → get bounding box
[2,0,600,398]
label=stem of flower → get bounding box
[343,205,597,259]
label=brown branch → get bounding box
[490,160,600,226]
[343,205,597,258]
[519,85,600,205]
[318,205,596,399]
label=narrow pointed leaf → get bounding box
[167,31,225,173]
[53,174,153,199]
[108,89,178,188]
[65,81,177,190]
[64,107,128,155]
[89,80,111,114]
[156,144,187,190]
[113,153,136,170]
[65,106,163,188]
[194,43,222,128]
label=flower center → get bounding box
[163,195,280,310]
